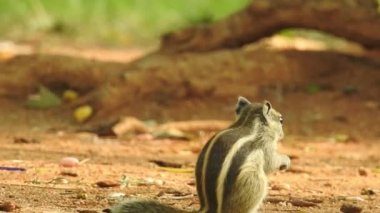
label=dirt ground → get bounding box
[0,128,379,213]
[0,44,380,213]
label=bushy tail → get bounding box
[103,199,193,213]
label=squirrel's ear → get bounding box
[262,100,272,115]
[236,96,251,115]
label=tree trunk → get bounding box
[161,0,380,52]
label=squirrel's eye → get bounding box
[279,117,284,124]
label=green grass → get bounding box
[0,0,251,46]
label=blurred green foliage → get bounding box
[0,0,251,46]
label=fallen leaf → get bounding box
[25,85,62,109]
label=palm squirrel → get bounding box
[104,96,290,213]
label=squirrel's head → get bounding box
[234,96,284,140]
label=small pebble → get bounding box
[361,188,376,196]
[358,167,368,176]
[108,192,126,205]
[187,180,196,186]
[13,137,39,144]
[96,180,120,188]
[76,192,88,200]
[136,133,154,141]
[137,177,154,186]
[364,101,379,110]
[154,179,164,186]
[108,192,125,198]
[340,203,362,213]
[60,157,79,167]
[0,201,16,212]
[271,183,291,191]
[50,177,69,184]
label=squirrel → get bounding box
[104,96,290,213]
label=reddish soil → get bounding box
[0,45,379,213]
[0,131,379,212]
